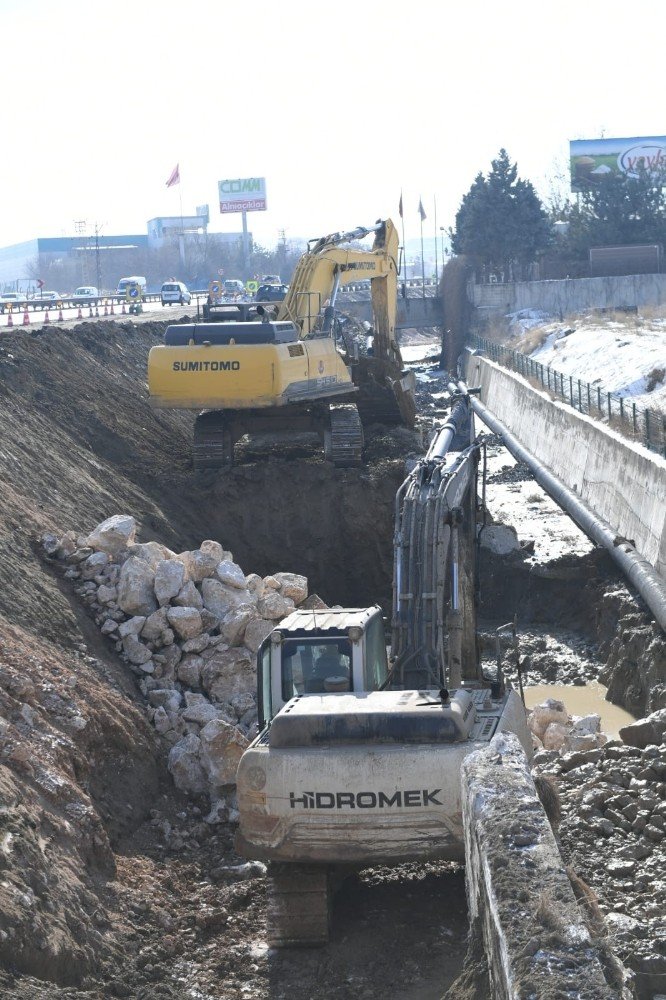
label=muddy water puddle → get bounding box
[524,681,636,736]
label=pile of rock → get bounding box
[531,705,666,991]
[41,514,321,819]
[528,696,607,753]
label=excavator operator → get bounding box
[305,642,352,693]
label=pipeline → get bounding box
[461,384,666,633]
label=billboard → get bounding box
[570,135,666,192]
[218,177,267,214]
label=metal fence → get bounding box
[469,334,666,458]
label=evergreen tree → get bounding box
[450,150,551,276]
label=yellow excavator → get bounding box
[147,219,416,468]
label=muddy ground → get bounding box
[0,320,663,998]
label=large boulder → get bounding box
[200,719,249,787]
[243,617,275,653]
[202,646,255,704]
[168,734,207,794]
[122,635,153,666]
[528,699,569,741]
[141,608,170,642]
[202,579,254,618]
[220,605,258,646]
[173,580,204,610]
[86,515,136,555]
[166,606,203,640]
[256,591,295,620]
[178,549,220,583]
[273,572,308,604]
[215,560,247,590]
[620,708,666,749]
[154,559,187,606]
[117,556,158,616]
[128,541,176,568]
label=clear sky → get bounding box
[1,0,663,251]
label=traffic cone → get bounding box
[103,302,108,316]
[78,306,83,320]
[44,310,50,324]
[110,300,115,315]
[121,302,126,314]
[7,309,13,327]
[22,308,30,326]
[95,306,99,317]
[58,307,64,322]
[89,306,94,318]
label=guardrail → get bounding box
[470,333,666,457]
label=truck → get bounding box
[235,392,532,946]
[116,275,147,297]
[147,219,415,469]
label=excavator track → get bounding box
[193,411,234,470]
[266,864,331,948]
[325,404,364,467]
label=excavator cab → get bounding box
[257,606,388,727]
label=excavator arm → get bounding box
[278,219,400,363]
[278,219,415,427]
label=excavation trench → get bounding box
[0,321,659,998]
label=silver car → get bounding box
[161,281,191,306]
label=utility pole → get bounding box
[94,223,102,293]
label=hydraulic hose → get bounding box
[463,386,666,633]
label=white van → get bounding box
[161,280,192,306]
[116,276,147,296]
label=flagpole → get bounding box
[179,168,185,271]
[419,205,426,300]
[434,196,439,287]
[399,190,407,297]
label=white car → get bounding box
[161,281,191,306]
[0,291,27,312]
[35,291,61,302]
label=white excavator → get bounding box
[235,390,532,946]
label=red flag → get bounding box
[398,191,403,218]
[418,197,426,221]
[166,163,180,188]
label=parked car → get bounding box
[0,291,27,312]
[223,279,245,296]
[255,283,289,302]
[160,280,191,306]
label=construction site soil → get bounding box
[0,320,662,999]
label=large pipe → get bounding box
[464,387,666,633]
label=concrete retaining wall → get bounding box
[470,272,666,320]
[466,355,666,579]
[461,733,620,998]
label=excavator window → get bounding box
[363,615,389,690]
[281,639,352,700]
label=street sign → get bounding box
[246,280,258,294]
